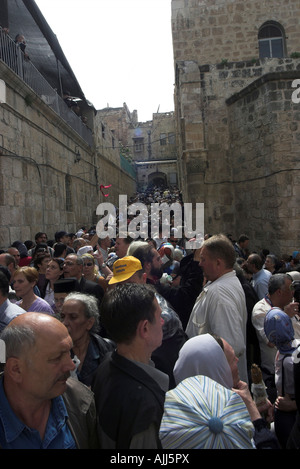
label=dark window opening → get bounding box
[258,22,285,58]
[65,174,72,212]
[133,138,144,152]
[160,133,167,145]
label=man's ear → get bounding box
[144,262,151,275]
[141,272,147,284]
[216,257,225,269]
[5,357,24,383]
[136,319,149,340]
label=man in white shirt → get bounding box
[252,273,298,402]
[186,234,248,382]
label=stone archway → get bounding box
[148,171,167,187]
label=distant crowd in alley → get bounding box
[0,184,299,450]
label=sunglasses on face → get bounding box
[83,262,94,267]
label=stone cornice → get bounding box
[226,70,300,105]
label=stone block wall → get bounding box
[174,55,300,253]
[98,105,178,191]
[172,0,300,65]
[0,63,136,248]
[227,74,300,255]
[172,0,300,254]
[96,104,138,148]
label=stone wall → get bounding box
[0,62,136,248]
[172,0,300,64]
[227,74,300,255]
[172,0,300,254]
[96,104,138,147]
[175,57,300,253]
[133,112,177,190]
[98,105,178,191]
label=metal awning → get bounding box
[135,159,177,165]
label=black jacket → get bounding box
[92,351,166,449]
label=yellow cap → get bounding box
[108,256,143,284]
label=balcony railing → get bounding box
[0,28,93,146]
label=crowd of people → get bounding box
[0,184,299,450]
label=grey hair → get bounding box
[127,240,148,256]
[66,254,83,266]
[63,292,99,332]
[268,273,289,295]
[75,256,84,266]
[1,324,36,360]
[266,254,277,265]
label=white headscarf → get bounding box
[173,333,233,389]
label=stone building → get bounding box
[0,0,136,247]
[97,104,177,191]
[172,0,300,255]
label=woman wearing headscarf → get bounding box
[174,333,234,389]
[160,375,256,449]
[264,307,300,448]
[160,334,279,449]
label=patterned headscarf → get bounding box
[160,375,254,449]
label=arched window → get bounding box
[258,22,285,58]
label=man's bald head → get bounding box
[2,312,70,359]
[2,312,75,403]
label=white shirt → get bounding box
[252,297,276,374]
[186,271,248,382]
[252,299,300,375]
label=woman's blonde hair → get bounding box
[14,266,39,284]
